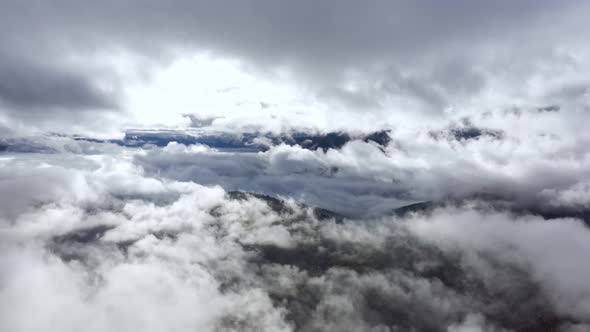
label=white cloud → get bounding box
[2,150,589,331]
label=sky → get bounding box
[2,1,590,331]
[1,0,589,134]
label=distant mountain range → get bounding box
[3,123,511,154]
[229,191,590,225]
[72,129,392,152]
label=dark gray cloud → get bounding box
[2,1,568,60]
[0,52,118,111]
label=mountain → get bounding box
[392,194,590,225]
[72,129,391,152]
[226,191,345,223]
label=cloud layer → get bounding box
[2,145,590,331]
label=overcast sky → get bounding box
[1,0,589,134]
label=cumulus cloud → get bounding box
[129,121,590,219]
[1,151,590,331]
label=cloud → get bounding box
[129,120,590,217]
[3,121,590,219]
[1,1,590,132]
[1,151,590,331]
[0,53,118,111]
